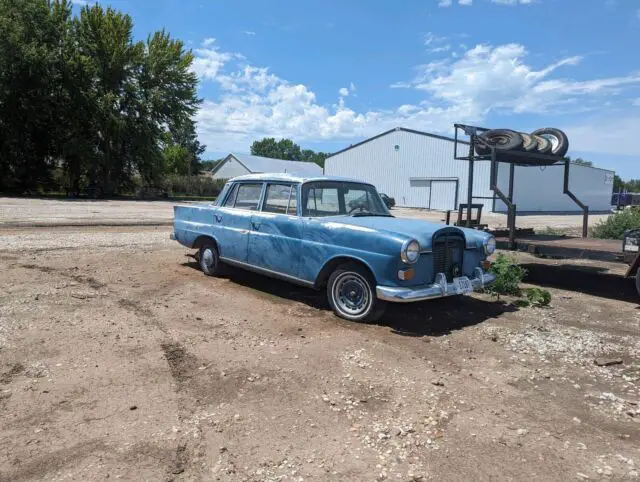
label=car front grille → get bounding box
[432,234,465,282]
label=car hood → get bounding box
[325,215,489,249]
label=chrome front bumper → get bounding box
[376,268,496,303]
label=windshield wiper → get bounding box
[351,212,394,217]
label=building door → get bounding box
[429,180,458,211]
[408,179,431,208]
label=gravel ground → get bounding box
[0,197,611,232]
[0,226,638,481]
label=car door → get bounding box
[215,182,264,262]
[248,183,303,278]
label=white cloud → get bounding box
[71,0,87,5]
[192,38,640,155]
[637,8,640,20]
[243,31,256,36]
[424,32,448,46]
[191,39,243,80]
[459,0,473,5]
[429,44,451,53]
[437,0,453,7]
[633,98,640,106]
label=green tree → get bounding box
[0,0,70,191]
[566,156,593,167]
[0,0,202,196]
[250,137,330,167]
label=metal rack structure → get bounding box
[453,123,589,249]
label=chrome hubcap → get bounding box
[333,273,371,317]
[201,248,215,269]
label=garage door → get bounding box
[430,180,458,211]
[408,179,430,208]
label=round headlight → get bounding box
[484,236,496,255]
[401,239,420,264]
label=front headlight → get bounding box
[483,236,496,255]
[401,239,420,264]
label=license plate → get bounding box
[453,276,473,294]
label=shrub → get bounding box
[591,209,640,240]
[159,175,226,198]
[524,287,552,307]
[486,253,527,297]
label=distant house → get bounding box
[211,153,323,180]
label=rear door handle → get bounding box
[251,221,261,230]
[214,214,222,223]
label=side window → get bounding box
[234,183,263,210]
[222,184,238,207]
[304,186,340,216]
[263,184,293,214]
[288,186,298,215]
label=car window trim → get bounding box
[221,181,265,211]
[301,181,388,217]
[259,182,300,217]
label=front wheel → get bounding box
[327,263,386,322]
[635,274,640,298]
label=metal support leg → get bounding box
[467,138,474,227]
[490,150,516,249]
[563,159,589,238]
[507,163,515,230]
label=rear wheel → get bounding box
[327,263,386,322]
[199,241,225,276]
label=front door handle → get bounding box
[251,221,261,230]
[214,214,222,223]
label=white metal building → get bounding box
[212,153,323,180]
[325,127,615,213]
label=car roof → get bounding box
[228,173,374,186]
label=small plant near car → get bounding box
[524,287,552,307]
[591,209,640,240]
[484,254,552,307]
[486,253,527,297]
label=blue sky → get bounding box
[74,0,640,179]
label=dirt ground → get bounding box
[0,197,611,233]
[0,224,638,481]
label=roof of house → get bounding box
[228,173,371,185]
[326,127,470,159]
[212,153,323,177]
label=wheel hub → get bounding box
[202,248,214,268]
[334,274,370,316]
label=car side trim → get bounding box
[219,256,316,288]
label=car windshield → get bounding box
[302,181,391,217]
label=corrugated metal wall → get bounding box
[325,128,615,213]
[494,163,615,213]
[324,129,493,210]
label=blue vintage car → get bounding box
[171,174,496,321]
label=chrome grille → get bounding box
[432,235,465,282]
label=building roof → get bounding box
[229,173,372,185]
[212,153,323,177]
[326,127,470,159]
